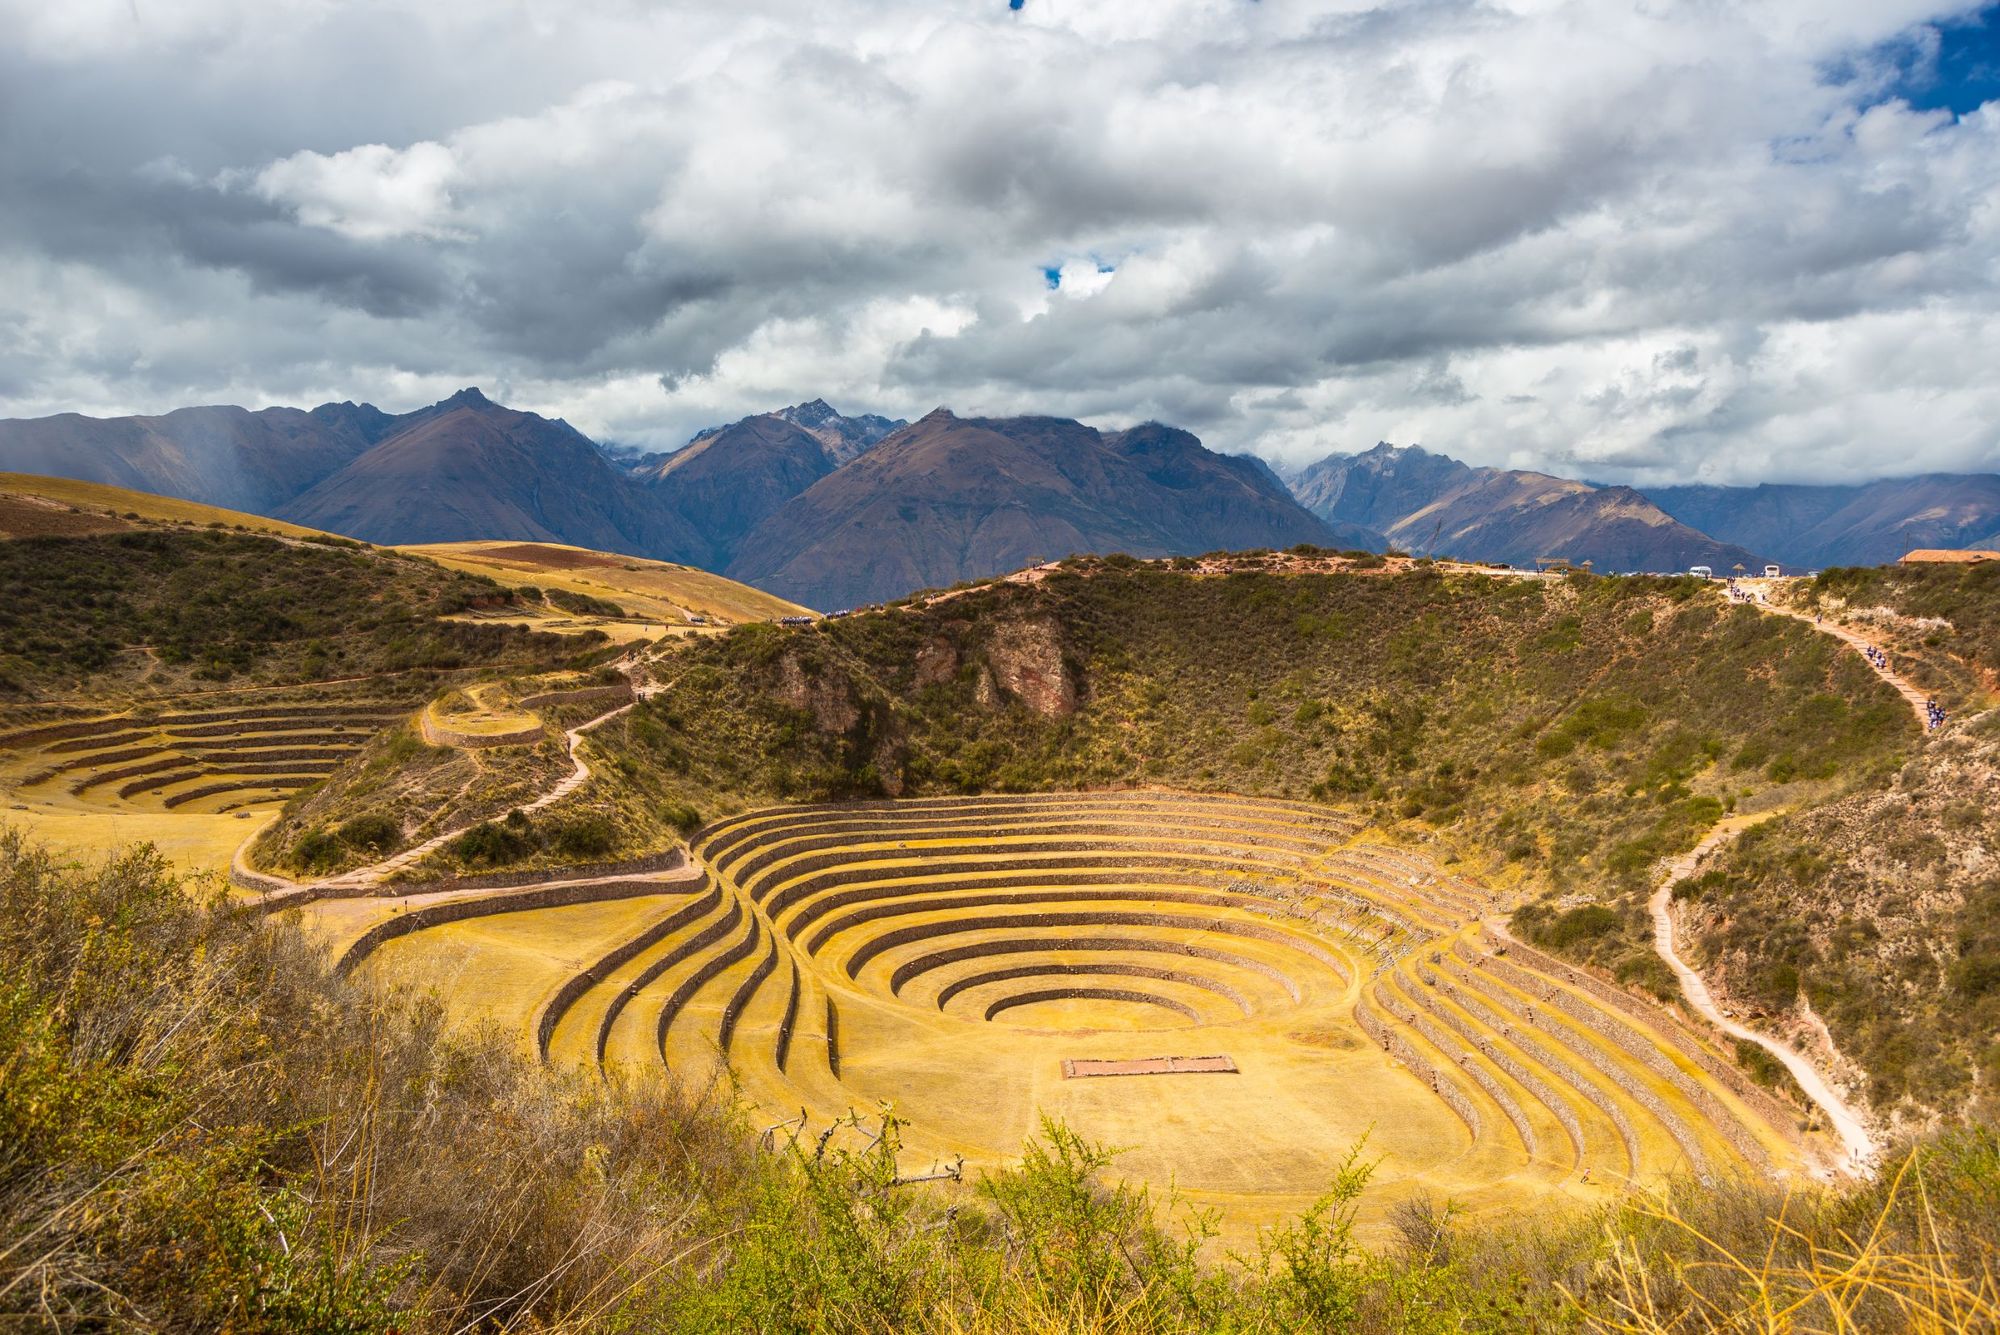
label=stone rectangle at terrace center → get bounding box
[1060,1055,1239,1078]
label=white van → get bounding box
[1689,565,1713,579]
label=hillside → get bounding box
[1673,714,2000,1121]
[1293,443,1764,572]
[0,527,594,700]
[1651,475,2000,569]
[0,472,335,541]
[400,539,811,626]
[727,412,1370,607]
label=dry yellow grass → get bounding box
[401,539,812,623]
[339,894,690,1051]
[316,792,1817,1244]
[0,800,272,876]
[0,471,336,539]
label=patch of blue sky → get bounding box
[1043,259,1117,290]
[1826,4,2000,119]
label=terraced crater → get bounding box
[325,791,1821,1226]
[0,698,411,815]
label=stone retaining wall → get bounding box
[824,996,842,1077]
[1466,940,1770,1173]
[717,934,782,1054]
[519,683,633,711]
[1376,974,1537,1157]
[773,962,803,1072]
[1479,926,1799,1139]
[1354,990,1483,1139]
[533,877,722,1057]
[336,875,682,976]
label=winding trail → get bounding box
[242,655,664,900]
[1648,820,1879,1177]
[1758,601,1932,728]
[1632,589,1922,1179]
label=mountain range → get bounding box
[6,387,1999,604]
[1289,443,1765,573]
[0,390,1360,609]
[728,410,1360,608]
[1288,442,2000,572]
[1645,477,2000,569]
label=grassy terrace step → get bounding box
[1315,850,1485,926]
[1475,925,1803,1156]
[711,820,1338,884]
[1333,846,1489,916]
[40,712,405,753]
[1387,962,1601,1175]
[799,886,1302,955]
[713,825,1340,889]
[696,799,1368,859]
[173,738,364,756]
[1417,958,1645,1180]
[335,876,704,976]
[1445,937,1777,1174]
[695,793,1360,861]
[1433,948,1715,1181]
[1370,971,1541,1161]
[742,849,1320,916]
[700,807,1360,864]
[849,910,1355,993]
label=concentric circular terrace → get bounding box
[330,791,1818,1227]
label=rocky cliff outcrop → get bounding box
[983,617,1076,716]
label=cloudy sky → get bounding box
[2,0,1998,483]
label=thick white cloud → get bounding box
[253,142,461,241]
[0,0,1995,482]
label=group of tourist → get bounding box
[1927,696,1947,732]
[1724,578,1767,605]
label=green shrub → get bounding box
[335,812,400,855]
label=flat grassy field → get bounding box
[401,539,813,625]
